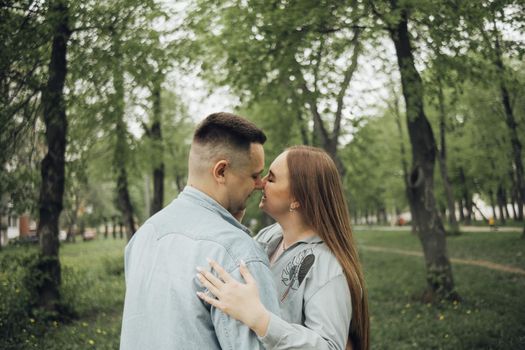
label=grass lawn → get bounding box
[1,231,524,349]
[354,229,525,269]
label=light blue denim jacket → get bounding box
[256,223,352,350]
[120,186,280,350]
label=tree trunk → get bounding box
[296,110,310,145]
[0,212,6,250]
[388,2,457,301]
[492,22,525,222]
[66,193,79,243]
[112,216,117,239]
[497,185,507,224]
[502,187,511,220]
[104,218,108,239]
[175,174,185,193]
[458,199,465,222]
[296,29,361,177]
[511,193,519,220]
[458,168,472,225]
[150,72,164,216]
[112,33,136,240]
[36,0,70,313]
[392,87,417,234]
[436,76,460,235]
[489,189,497,220]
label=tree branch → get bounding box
[312,37,324,94]
[333,27,362,141]
[293,63,330,144]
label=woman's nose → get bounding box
[261,175,268,188]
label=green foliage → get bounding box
[0,239,126,349]
[340,107,409,219]
[0,247,39,349]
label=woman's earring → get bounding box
[289,206,294,212]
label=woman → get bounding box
[197,145,369,350]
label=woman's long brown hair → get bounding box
[286,145,369,350]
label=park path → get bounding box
[354,225,523,233]
[361,245,525,276]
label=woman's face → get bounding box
[259,151,294,218]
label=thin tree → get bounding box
[36,0,71,311]
[371,0,458,300]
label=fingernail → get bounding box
[240,259,246,266]
[206,257,212,263]
[196,291,202,297]
[196,266,203,272]
[196,273,202,280]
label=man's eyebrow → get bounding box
[253,169,264,176]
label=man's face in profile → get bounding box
[224,143,265,214]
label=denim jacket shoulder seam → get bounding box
[304,273,347,305]
[156,231,266,268]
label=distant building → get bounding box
[0,213,37,246]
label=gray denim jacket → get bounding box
[120,186,280,350]
[256,223,352,350]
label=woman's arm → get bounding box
[258,274,351,350]
[196,259,352,350]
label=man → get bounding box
[120,112,280,349]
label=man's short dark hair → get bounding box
[193,112,267,151]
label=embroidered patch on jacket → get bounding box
[280,248,315,302]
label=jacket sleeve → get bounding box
[210,259,281,350]
[259,274,352,350]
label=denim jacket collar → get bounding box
[258,226,323,256]
[178,186,252,236]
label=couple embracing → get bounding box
[120,112,369,350]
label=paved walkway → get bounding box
[362,245,525,276]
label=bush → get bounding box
[0,248,39,349]
[102,255,124,277]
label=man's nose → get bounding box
[261,175,268,188]
[255,177,266,190]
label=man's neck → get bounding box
[187,182,227,211]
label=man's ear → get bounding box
[212,160,229,184]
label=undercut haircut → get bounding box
[193,112,267,151]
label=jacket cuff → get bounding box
[258,312,287,349]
